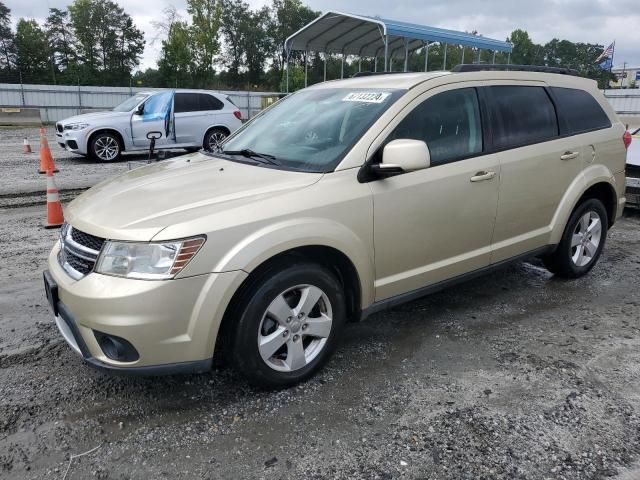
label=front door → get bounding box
[131,90,175,149]
[370,86,500,301]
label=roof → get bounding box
[307,71,451,90]
[285,11,513,58]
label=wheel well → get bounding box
[203,126,231,147]
[88,129,125,152]
[577,182,617,227]
[214,246,362,364]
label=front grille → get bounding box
[56,123,63,133]
[58,224,105,279]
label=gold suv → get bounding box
[45,67,627,387]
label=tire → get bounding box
[89,132,122,162]
[231,262,346,388]
[204,128,228,152]
[184,147,200,153]
[542,198,608,278]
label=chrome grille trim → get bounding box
[58,224,105,279]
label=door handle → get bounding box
[560,151,579,161]
[470,170,496,182]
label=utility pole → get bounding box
[621,61,627,88]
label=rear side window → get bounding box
[389,88,483,166]
[487,86,558,150]
[198,94,224,111]
[550,87,611,135]
[174,93,199,113]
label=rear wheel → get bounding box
[231,262,346,388]
[542,198,607,278]
[204,128,229,152]
[89,132,121,162]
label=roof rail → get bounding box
[352,71,416,77]
[451,64,582,77]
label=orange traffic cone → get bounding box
[23,137,33,154]
[44,169,64,229]
[38,128,58,174]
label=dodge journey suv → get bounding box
[45,66,627,387]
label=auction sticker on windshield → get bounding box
[342,92,391,103]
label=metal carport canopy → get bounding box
[285,11,513,58]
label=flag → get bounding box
[595,42,614,63]
[599,58,612,70]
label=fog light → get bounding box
[94,331,139,362]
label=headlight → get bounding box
[95,237,205,280]
[64,123,89,131]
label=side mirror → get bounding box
[371,139,431,177]
[134,104,144,115]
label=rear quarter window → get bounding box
[487,86,559,150]
[550,87,611,135]
[199,94,224,111]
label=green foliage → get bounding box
[15,19,50,83]
[158,21,193,87]
[187,0,223,86]
[0,2,15,71]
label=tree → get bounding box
[0,2,15,73]
[187,0,222,86]
[220,0,250,86]
[15,19,50,83]
[158,20,193,87]
[264,0,319,90]
[507,29,539,65]
[45,7,76,82]
[68,0,144,85]
[242,7,270,87]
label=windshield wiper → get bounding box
[222,148,280,166]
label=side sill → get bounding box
[360,245,554,321]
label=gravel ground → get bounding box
[1,127,640,479]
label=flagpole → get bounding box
[610,40,615,74]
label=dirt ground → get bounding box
[1,127,640,479]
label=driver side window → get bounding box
[389,88,483,166]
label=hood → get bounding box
[65,154,323,241]
[60,110,129,125]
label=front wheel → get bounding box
[231,262,346,388]
[89,132,121,162]
[542,198,608,278]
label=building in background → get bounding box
[611,65,640,88]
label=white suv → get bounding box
[55,90,243,162]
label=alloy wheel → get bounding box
[94,136,119,161]
[257,284,333,372]
[571,210,602,267]
[208,131,227,151]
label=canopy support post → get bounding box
[507,52,511,64]
[461,47,465,65]
[285,46,289,93]
[424,42,429,71]
[404,38,409,72]
[304,49,308,87]
[384,34,389,72]
[443,43,448,70]
[323,53,327,81]
[374,56,378,72]
[341,51,345,79]
[477,48,481,63]
[358,58,362,72]
[492,51,496,64]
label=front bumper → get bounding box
[46,242,247,374]
[55,128,89,155]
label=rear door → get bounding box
[130,91,175,148]
[174,93,225,146]
[485,84,583,262]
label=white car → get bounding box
[55,90,243,162]
[626,127,640,208]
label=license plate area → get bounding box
[43,270,59,316]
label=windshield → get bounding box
[219,88,403,172]
[112,94,149,112]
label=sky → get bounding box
[6,0,640,71]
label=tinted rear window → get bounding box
[487,86,559,150]
[550,87,611,135]
[199,94,224,111]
